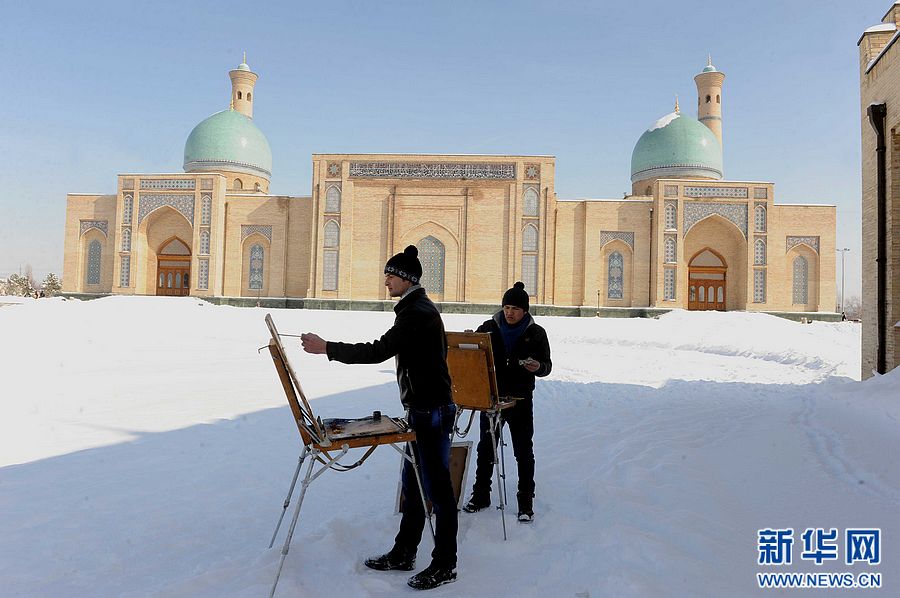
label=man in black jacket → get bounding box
[300,245,458,591]
[462,281,552,522]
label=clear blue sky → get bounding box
[2,0,887,298]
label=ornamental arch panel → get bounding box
[241,233,271,297]
[399,221,460,302]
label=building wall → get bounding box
[62,194,117,293]
[859,3,900,377]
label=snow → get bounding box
[648,112,679,132]
[0,297,896,597]
[865,23,896,33]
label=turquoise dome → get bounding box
[630,112,722,183]
[183,110,272,179]
[702,64,717,73]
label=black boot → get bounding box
[462,493,491,513]
[407,561,457,590]
[517,492,534,522]
[364,547,415,571]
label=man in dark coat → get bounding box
[463,281,552,522]
[300,245,458,591]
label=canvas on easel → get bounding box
[445,331,517,540]
[263,313,430,598]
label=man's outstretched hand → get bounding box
[301,333,327,354]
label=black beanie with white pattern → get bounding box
[384,245,422,284]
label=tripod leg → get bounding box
[489,413,508,541]
[269,448,317,598]
[269,446,309,549]
[408,441,436,542]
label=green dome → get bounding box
[630,112,722,183]
[183,110,272,179]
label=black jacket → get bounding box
[326,287,453,410]
[476,312,552,400]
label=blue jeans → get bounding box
[395,403,458,568]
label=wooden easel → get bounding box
[445,331,517,540]
[264,314,431,598]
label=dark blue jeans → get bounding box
[472,397,535,502]
[395,403,458,568]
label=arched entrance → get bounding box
[156,237,191,296]
[688,248,726,311]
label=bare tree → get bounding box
[843,295,861,321]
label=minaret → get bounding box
[694,55,725,148]
[229,53,258,119]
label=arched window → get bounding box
[664,269,676,301]
[754,238,766,265]
[664,237,676,263]
[523,187,539,216]
[119,255,130,288]
[325,186,341,213]
[249,244,264,290]
[200,230,210,255]
[792,255,808,304]
[522,224,538,251]
[247,92,251,101]
[123,195,133,225]
[121,229,131,252]
[705,94,711,103]
[234,178,243,190]
[323,220,340,248]
[607,251,623,299]
[755,205,767,232]
[417,236,445,294]
[201,195,211,225]
[237,91,242,99]
[86,240,102,285]
[716,95,720,103]
[665,203,677,229]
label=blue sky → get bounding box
[2,0,888,298]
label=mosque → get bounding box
[62,57,836,314]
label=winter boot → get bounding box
[462,493,491,513]
[517,492,534,523]
[364,547,416,571]
[407,562,457,590]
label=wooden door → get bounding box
[156,260,191,296]
[688,274,726,311]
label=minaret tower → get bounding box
[229,53,258,119]
[694,55,725,148]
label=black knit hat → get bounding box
[384,245,422,284]
[502,281,529,311]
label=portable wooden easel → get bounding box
[264,314,431,597]
[445,331,517,540]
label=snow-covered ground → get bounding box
[0,297,896,597]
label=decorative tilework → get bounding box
[201,178,213,190]
[524,163,540,180]
[323,220,340,248]
[599,230,635,249]
[523,185,539,216]
[607,251,623,299]
[249,244,264,290]
[684,186,748,199]
[201,195,211,225]
[198,259,209,290]
[325,184,341,213]
[121,228,132,252]
[522,224,539,251]
[119,255,130,288]
[755,204,767,232]
[122,178,134,190]
[664,201,677,230]
[683,202,748,237]
[138,194,195,225]
[521,254,538,296]
[664,184,679,197]
[323,250,338,291]
[86,240,102,285]
[786,236,819,254]
[123,195,133,225]
[80,220,109,237]
[349,162,516,180]
[140,178,196,190]
[327,162,342,178]
[664,236,676,263]
[754,237,766,265]
[663,268,676,301]
[417,236,445,294]
[792,256,808,304]
[753,269,766,303]
[754,187,768,199]
[199,230,210,255]
[241,224,272,242]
